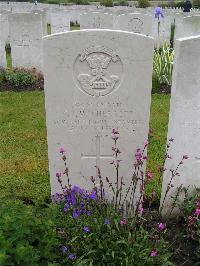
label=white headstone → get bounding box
[0,11,10,44]
[9,13,43,71]
[0,14,6,68]
[152,12,172,47]
[114,13,152,36]
[32,10,48,36]
[50,11,70,34]
[175,15,200,39]
[160,35,200,216]
[43,30,154,209]
[174,13,188,40]
[80,12,114,30]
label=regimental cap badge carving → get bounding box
[128,18,143,33]
[74,45,123,97]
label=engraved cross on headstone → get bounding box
[81,134,114,177]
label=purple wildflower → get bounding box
[72,185,85,194]
[61,245,68,254]
[154,7,164,19]
[85,210,92,216]
[64,203,70,212]
[104,218,110,225]
[90,190,97,200]
[52,193,61,203]
[68,253,76,261]
[83,226,90,233]
[72,210,80,219]
[157,222,166,231]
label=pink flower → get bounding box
[56,172,62,178]
[195,208,200,215]
[119,219,127,225]
[138,207,144,214]
[144,141,149,147]
[112,128,119,134]
[146,171,153,180]
[143,156,148,160]
[59,147,66,154]
[135,150,142,161]
[157,222,166,231]
[188,215,196,225]
[150,250,157,257]
[196,200,200,208]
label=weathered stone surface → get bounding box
[152,12,172,47]
[9,12,43,71]
[50,11,70,34]
[32,10,48,36]
[160,35,200,216]
[175,15,200,39]
[114,13,152,36]
[80,12,114,29]
[43,30,154,209]
[0,14,6,68]
[0,10,10,44]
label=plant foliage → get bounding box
[138,0,150,8]
[152,44,174,93]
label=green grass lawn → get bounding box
[147,94,170,197]
[47,24,80,34]
[47,23,51,35]
[70,25,80,31]
[1,92,49,201]
[0,91,170,201]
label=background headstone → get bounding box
[80,12,114,30]
[32,10,48,36]
[114,13,152,36]
[0,15,6,68]
[9,12,43,71]
[50,11,70,34]
[175,15,200,39]
[0,10,10,44]
[152,12,172,47]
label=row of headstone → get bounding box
[1,5,200,38]
[1,6,200,70]
[43,29,200,216]
[0,10,153,70]
[80,12,152,36]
